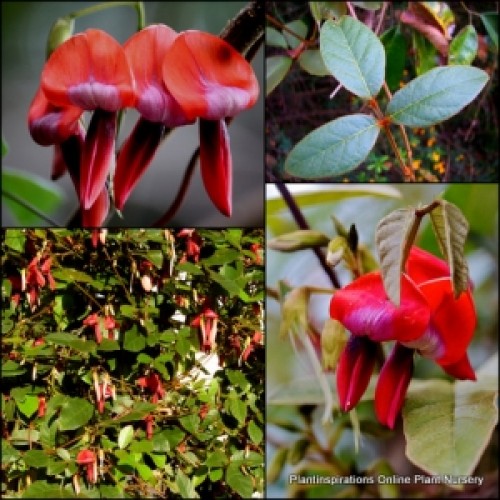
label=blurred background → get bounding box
[266,183,498,498]
[2,1,263,227]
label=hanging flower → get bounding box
[191,302,219,353]
[136,372,165,403]
[331,246,476,428]
[113,24,194,210]
[76,450,97,484]
[162,31,259,216]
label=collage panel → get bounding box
[2,227,264,498]
[3,1,264,227]
[2,1,265,499]
[266,183,498,498]
[265,1,498,499]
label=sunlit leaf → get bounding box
[387,66,489,127]
[226,462,254,498]
[429,200,470,298]
[118,425,135,450]
[375,208,420,305]
[449,25,478,65]
[320,16,385,98]
[285,114,379,179]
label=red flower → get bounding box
[37,395,46,418]
[136,372,165,403]
[191,303,219,353]
[83,313,102,344]
[178,229,202,263]
[331,247,476,428]
[32,29,135,212]
[76,450,97,484]
[114,25,194,211]
[162,31,259,216]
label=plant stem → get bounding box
[68,1,145,30]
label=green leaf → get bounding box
[4,228,26,252]
[387,66,489,127]
[285,114,379,178]
[283,20,308,49]
[45,333,97,354]
[58,397,94,431]
[429,200,470,298]
[226,462,254,498]
[320,17,385,98]
[118,424,135,449]
[205,450,228,468]
[375,208,420,306]
[50,267,95,284]
[17,395,39,418]
[449,25,478,65]
[2,136,8,157]
[2,359,26,377]
[268,230,330,252]
[2,439,21,464]
[180,414,200,434]
[208,270,242,296]
[2,167,64,226]
[228,397,247,424]
[137,463,154,481]
[380,27,407,92]
[176,261,204,275]
[23,449,51,468]
[248,420,263,445]
[265,26,288,48]
[267,447,288,483]
[266,55,292,96]
[22,480,76,498]
[176,469,199,498]
[146,250,163,269]
[298,49,330,76]
[123,325,146,352]
[403,367,498,477]
[480,13,498,49]
[129,439,154,453]
[201,248,241,266]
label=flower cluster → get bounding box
[28,25,259,225]
[330,247,476,428]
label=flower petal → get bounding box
[336,336,377,411]
[113,117,164,211]
[199,118,232,216]
[81,187,109,227]
[441,353,476,380]
[124,24,191,126]
[375,343,414,429]
[162,30,259,120]
[330,272,430,342]
[28,88,82,146]
[417,278,476,365]
[42,29,135,111]
[405,246,450,284]
[80,109,116,209]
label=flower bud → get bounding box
[268,230,329,252]
[46,17,75,58]
[279,287,310,339]
[321,318,348,370]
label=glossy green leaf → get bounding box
[2,167,64,226]
[202,248,241,266]
[265,26,288,48]
[146,249,163,269]
[404,356,498,477]
[2,439,21,464]
[17,395,39,418]
[208,270,242,296]
[387,66,489,127]
[449,25,478,65]
[58,397,94,431]
[381,27,407,92]
[2,359,26,377]
[176,261,204,275]
[320,17,385,98]
[118,425,135,449]
[266,56,292,96]
[298,49,330,76]
[205,450,228,468]
[480,13,498,48]
[227,396,247,424]
[45,333,97,354]
[429,200,470,298]
[413,32,438,75]
[176,469,199,498]
[51,267,94,284]
[4,228,25,252]
[226,462,254,498]
[375,208,420,305]
[285,114,379,178]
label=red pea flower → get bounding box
[178,229,202,263]
[76,450,97,484]
[136,372,165,403]
[83,313,102,344]
[191,303,219,353]
[162,31,259,216]
[114,24,194,211]
[40,29,135,210]
[331,246,476,428]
